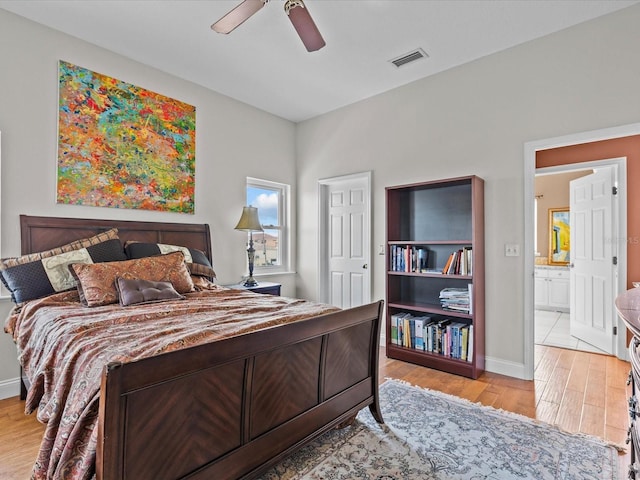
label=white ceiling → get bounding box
[1,0,638,122]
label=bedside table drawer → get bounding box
[247,283,281,296]
[225,282,281,296]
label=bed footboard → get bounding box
[96,300,384,480]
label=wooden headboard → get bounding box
[19,215,213,262]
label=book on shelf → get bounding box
[414,316,425,351]
[440,247,473,275]
[390,310,473,362]
[389,245,430,273]
[390,312,412,346]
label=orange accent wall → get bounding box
[536,135,640,290]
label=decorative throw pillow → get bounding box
[69,251,194,307]
[125,241,216,279]
[0,228,126,304]
[115,277,185,306]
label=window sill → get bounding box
[254,270,296,278]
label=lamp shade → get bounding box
[234,206,264,232]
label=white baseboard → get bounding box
[0,377,20,400]
[485,356,529,380]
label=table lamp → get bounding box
[234,206,263,287]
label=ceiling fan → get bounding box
[211,0,326,52]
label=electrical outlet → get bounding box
[505,244,520,257]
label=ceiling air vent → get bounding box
[389,48,428,68]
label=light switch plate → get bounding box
[505,244,520,257]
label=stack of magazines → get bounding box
[439,285,472,314]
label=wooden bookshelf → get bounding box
[385,175,485,379]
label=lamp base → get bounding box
[243,277,258,287]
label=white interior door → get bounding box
[319,172,371,309]
[569,166,616,354]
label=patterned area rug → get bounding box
[259,379,620,480]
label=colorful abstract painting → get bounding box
[57,60,196,213]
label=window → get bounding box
[246,177,290,273]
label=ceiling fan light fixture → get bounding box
[284,0,326,52]
[211,0,267,34]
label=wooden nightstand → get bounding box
[225,281,281,296]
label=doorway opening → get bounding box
[534,161,624,357]
[317,171,372,308]
[523,123,639,380]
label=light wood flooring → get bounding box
[0,344,632,479]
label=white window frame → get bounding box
[246,177,290,275]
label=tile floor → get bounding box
[534,309,608,354]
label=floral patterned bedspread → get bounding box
[4,285,339,480]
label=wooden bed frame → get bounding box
[19,214,384,480]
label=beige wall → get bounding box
[0,9,297,396]
[295,4,640,377]
[534,171,591,263]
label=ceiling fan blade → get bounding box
[285,0,326,52]
[211,0,266,34]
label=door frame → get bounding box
[523,123,638,380]
[317,171,372,305]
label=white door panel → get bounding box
[350,273,364,306]
[330,272,344,307]
[320,173,371,309]
[569,167,615,354]
[330,214,343,257]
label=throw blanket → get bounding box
[4,286,339,480]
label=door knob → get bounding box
[362,264,368,269]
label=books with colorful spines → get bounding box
[466,324,474,362]
[390,312,398,344]
[391,312,411,345]
[460,325,470,360]
[417,248,429,273]
[443,324,451,356]
[406,316,415,348]
[409,246,416,272]
[398,312,411,347]
[435,318,451,354]
[448,322,466,359]
[445,251,457,274]
[405,246,411,273]
[397,246,405,272]
[391,246,403,272]
[449,251,456,275]
[390,245,396,271]
[424,319,437,352]
[460,247,472,275]
[413,316,430,351]
[442,252,454,274]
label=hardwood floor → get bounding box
[0,344,631,479]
